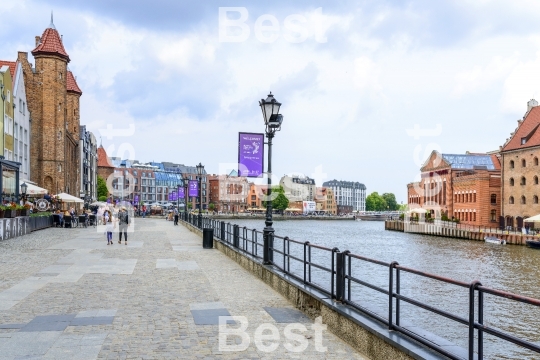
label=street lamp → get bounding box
[183,176,189,221]
[177,181,182,214]
[20,182,28,204]
[196,163,204,228]
[259,92,283,265]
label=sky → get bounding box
[2,1,540,202]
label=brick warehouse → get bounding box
[17,17,82,195]
[407,151,501,228]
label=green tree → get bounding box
[381,193,398,210]
[208,203,215,211]
[97,176,109,199]
[98,195,107,202]
[365,192,388,211]
[263,186,289,212]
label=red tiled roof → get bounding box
[66,71,82,95]
[502,106,540,152]
[490,154,501,170]
[31,27,70,61]
[97,146,115,168]
[0,61,16,79]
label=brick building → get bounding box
[18,18,82,195]
[407,151,501,227]
[248,183,264,209]
[208,174,249,213]
[315,187,337,215]
[97,146,114,182]
[500,99,540,228]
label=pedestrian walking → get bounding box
[174,208,179,225]
[104,210,114,245]
[118,206,130,245]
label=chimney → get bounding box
[61,35,63,43]
[35,36,41,47]
[527,99,539,113]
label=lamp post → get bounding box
[196,163,204,228]
[177,181,182,214]
[20,182,28,204]
[183,176,189,221]
[259,92,283,265]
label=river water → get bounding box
[228,218,540,360]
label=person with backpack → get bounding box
[118,206,130,245]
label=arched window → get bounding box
[522,159,526,167]
[521,196,526,204]
[510,160,514,168]
[521,177,526,185]
[491,194,496,204]
[534,196,539,204]
[535,176,539,185]
[509,196,514,204]
[535,157,539,166]
[510,178,514,186]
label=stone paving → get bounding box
[0,218,367,359]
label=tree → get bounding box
[365,192,388,211]
[208,203,215,211]
[97,176,108,199]
[263,186,289,212]
[381,193,398,210]
[98,196,107,202]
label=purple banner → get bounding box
[168,192,173,201]
[134,195,139,204]
[238,132,264,177]
[178,187,185,199]
[189,180,199,197]
[172,191,177,201]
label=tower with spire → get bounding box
[17,14,82,195]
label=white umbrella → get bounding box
[21,182,48,195]
[90,201,105,206]
[54,193,84,203]
[524,214,540,222]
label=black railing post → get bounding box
[469,280,482,360]
[233,225,239,248]
[336,250,349,301]
[283,237,289,274]
[220,221,225,240]
[389,261,399,330]
[478,287,484,360]
[303,241,310,284]
[331,248,340,300]
[396,266,401,327]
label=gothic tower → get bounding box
[18,15,82,195]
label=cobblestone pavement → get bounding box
[0,218,367,359]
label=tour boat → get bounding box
[526,240,540,249]
[484,236,506,245]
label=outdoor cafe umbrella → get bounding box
[524,214,540,222]
[20,181,48,195]
[54,193,84,203]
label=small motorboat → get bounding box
[526,240,540,249]
[485,236,506,245]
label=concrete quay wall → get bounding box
[182,221,445,360]
[385,220,537,245]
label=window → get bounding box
[510,160,514,168]
[535,176,539,185]
[491,194,496,205]
[509,196,514,204]
[522,159,526,167]
[23,102,25,115]
[59,72,62,80]
[534,196,539,204]
[490,210,496,221]
[522,138,527,145]
[521,196,526,204]
[536,157,539,166]
[510,178,514,186]
[6,90,10,102]
[521,177,526,185]
[58,131,62,140]
[19,99,22,112]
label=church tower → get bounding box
[18,14,82,195]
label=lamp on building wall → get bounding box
[259,92,283,265]
[196,163,204,228]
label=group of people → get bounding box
[102,206,131,245]
[166,208,179,225]
[54,207,88,227]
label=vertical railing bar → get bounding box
[347,254,351,302]
[396,268,401,327]
[478,288,484,360]
[469,280,481,360]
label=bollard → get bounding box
[203,228,213,249]
[220,221,225,240]
[233,225,240,248]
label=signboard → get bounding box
[134,195,139,204]
[189,180,199,197]
[168,192,173,201]
[238,132,264,177]
[302,201,316,215]
[178,187,185,199]
[171,191,177,201]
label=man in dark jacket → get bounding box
[118,206,130,245]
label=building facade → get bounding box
[97,146,115,182]
[79,126,97,201]
[322,180,366,211]
[280,175,316,202]
[12,61,31,180]
[406,151,501,228]
[248,183,264,209]
[500,99,540,228]
[18,18,82,195]
[0,62,14,160]
[315,187,337,215]
[208,174,249,213]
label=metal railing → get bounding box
[183,216,540,359]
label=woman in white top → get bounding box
[104,210,115,245]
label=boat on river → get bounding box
[484,236,506,245]
[526,240,540,249]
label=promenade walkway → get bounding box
[0,218,366,359]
